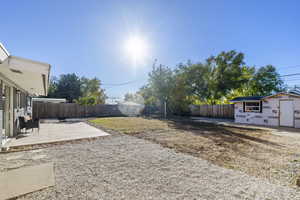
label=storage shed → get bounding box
[230,91,300,128]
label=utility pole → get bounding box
[164,100,167,119]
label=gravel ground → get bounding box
[89,118,300,187]
[1,133,300,200]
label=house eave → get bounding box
[0,55,50,96]
[0,72,30,95]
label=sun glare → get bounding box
[124,36,148,63]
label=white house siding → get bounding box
[0,78,33,140]
[0,43,50,149]
[0,82,3,146]
[234,94,300,128]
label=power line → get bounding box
[265,64,300,76]
[102,60,155,87]
[102,80,138,86]
[102,78,146,87]
[99,64,300,87]
[100,72,300,86]
[284,78,300,82]
[100,72,300,88]
[277,64,300,70]
[280,73,300,77]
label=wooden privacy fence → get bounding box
[190,104,234,119]
[32,102,143,119]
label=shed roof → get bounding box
[230,91,300,103]
[230,96,265,102]
[263,92,300,99]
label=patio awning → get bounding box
[0,55,50,96]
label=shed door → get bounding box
[280,100,294,127]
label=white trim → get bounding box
[263,92,300,99]
[241,100,261,102]
[10,56,49,67]
[279,99,294,127]
[0,43,10,57]
[244,101,261,113]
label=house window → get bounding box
[244,101,261,112]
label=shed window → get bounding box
[244,101,261,112]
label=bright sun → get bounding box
[124,36,148,63]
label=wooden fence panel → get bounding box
[32,102,144,119]
[33,102,234,119]
[190,104,234,119]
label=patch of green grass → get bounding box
[89,117,169,134]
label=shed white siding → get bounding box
[234,94,300,128]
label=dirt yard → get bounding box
[89,117,300,188]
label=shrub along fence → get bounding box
[32,102,144,119]
[190,104,234,119]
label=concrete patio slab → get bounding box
[6,122,109,148]
[0,163,55,200]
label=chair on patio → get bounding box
[19,116,40,133]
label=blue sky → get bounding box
[1,0,300,99]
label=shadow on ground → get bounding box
[167,119,283,147]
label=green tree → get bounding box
[54,73,82,102]
[171,51,253,105]
[177,62,212,103]
[47,76,58,98]
[139,85,157,106]
[75,96,97,105]
[168,68,192,114]
[80,77,106,104]
[47,74,107,104]
[207,50,250,103]
[148,64,173,104]
[137,50,284,114]
[249,65,283,96]
[124,92,144,104]
[137,64,173,115]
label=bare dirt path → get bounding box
[1,133,300,199]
